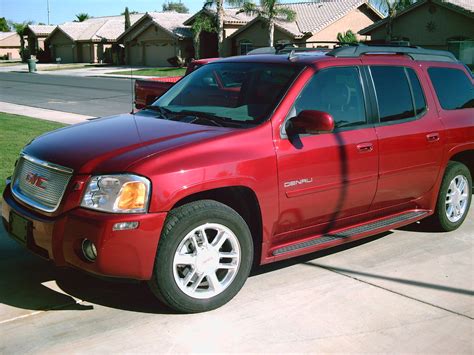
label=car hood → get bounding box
[23,112,233,174]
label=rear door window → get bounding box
[428,67,474,110]
[370,66,426,123]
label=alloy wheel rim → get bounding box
[172,223,241,299]
[445,175,469,223]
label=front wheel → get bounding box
[433,161,472,232]
[149,200,253,313]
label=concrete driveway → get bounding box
[0,208,472,353]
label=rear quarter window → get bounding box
[428,67,474,110]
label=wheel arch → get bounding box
[448,149,474,180]
[171,186,264,266]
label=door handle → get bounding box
[426,133,440,142]
[356,143,374,153]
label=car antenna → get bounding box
[130,65,135,115]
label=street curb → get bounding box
[0,102,95,125]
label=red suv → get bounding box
[2,45,473,313]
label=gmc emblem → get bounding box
[25,173,48,190]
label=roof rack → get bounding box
[247,41,356,56]
[327,44,458,62]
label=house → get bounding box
[0,32,21,60]
[359,0,474,65]
[45,14,143,63]
[227,0,383,55]
[25,25,55,55]
[183,8,254,57]
[117,12,192,67]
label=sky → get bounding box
[1,0,306,25]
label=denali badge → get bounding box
[25,173,48,190]
[284,178,313,188]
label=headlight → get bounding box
[81,174,151,213]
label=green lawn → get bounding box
[108,67,186,77]
[0,113,66,193]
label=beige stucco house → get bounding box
[359,0,474,64]
[0,32,21,60]
[45,14,143,63]
[25,25,55,55]
[183,8,254,57]
[228,0,383,55]
[117,12,193,66]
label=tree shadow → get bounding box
[303,262,474,296]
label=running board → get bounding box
[272,211,428,256]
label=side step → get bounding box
[272,211,428,256]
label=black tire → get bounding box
[148,200,253,313]
[432,161,472,232]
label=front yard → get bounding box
[0,113,66,193]
[107,67,186,77]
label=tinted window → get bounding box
[407,68,427,115]
[371,66,414,122]
[293,67,366,128]
[428,67,474,110]
[155,63,301,126]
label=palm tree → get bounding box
[10,21,33,61]
[238,0,296,47]
[337,30,358,44]
[75,13,90,22]
[191,14,216,59]
[375,0,416,41]
[204,0,245,57]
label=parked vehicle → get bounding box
[134,58,218,109]
[3,45,473,313]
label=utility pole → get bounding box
[47,0,50,25]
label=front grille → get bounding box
[11,155,73,213]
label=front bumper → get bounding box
[2,185,167,280]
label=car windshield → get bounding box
[151,62,302,128]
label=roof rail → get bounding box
[327,44,458,62]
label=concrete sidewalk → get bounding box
[0,63,153,79]
[0,101,94,124]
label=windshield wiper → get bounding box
[144,105,173,119]
[171,111,244,128]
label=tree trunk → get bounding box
[193,32,201,59]
[268,20,274,47]
[216,0,224,57]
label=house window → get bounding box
[239,40,253,55]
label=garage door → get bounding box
[81,44,92,63]
[144,42,175,67]
[129,44,142,66]
[55,45,74,63]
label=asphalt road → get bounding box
[0,72,134,117]
[0,208,472,353]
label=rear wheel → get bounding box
[149,200,253,313]
[433,161,472,232]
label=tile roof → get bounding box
[359,0,474,34]
[27,25,56,36]
[229,0,380,39]
[445,0,474,12]
[0,32,19,41]
[147,12,194,38]
[183,8,254,26]
[284,0,372,35]
[52,13,144,42]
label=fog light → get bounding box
[82,239,97,262]
[113,221,139,231]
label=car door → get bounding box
[363,61,445,211]
[274,66,379,237]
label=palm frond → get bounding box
[275,6,296,22]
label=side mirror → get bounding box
[286,110,335,135]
